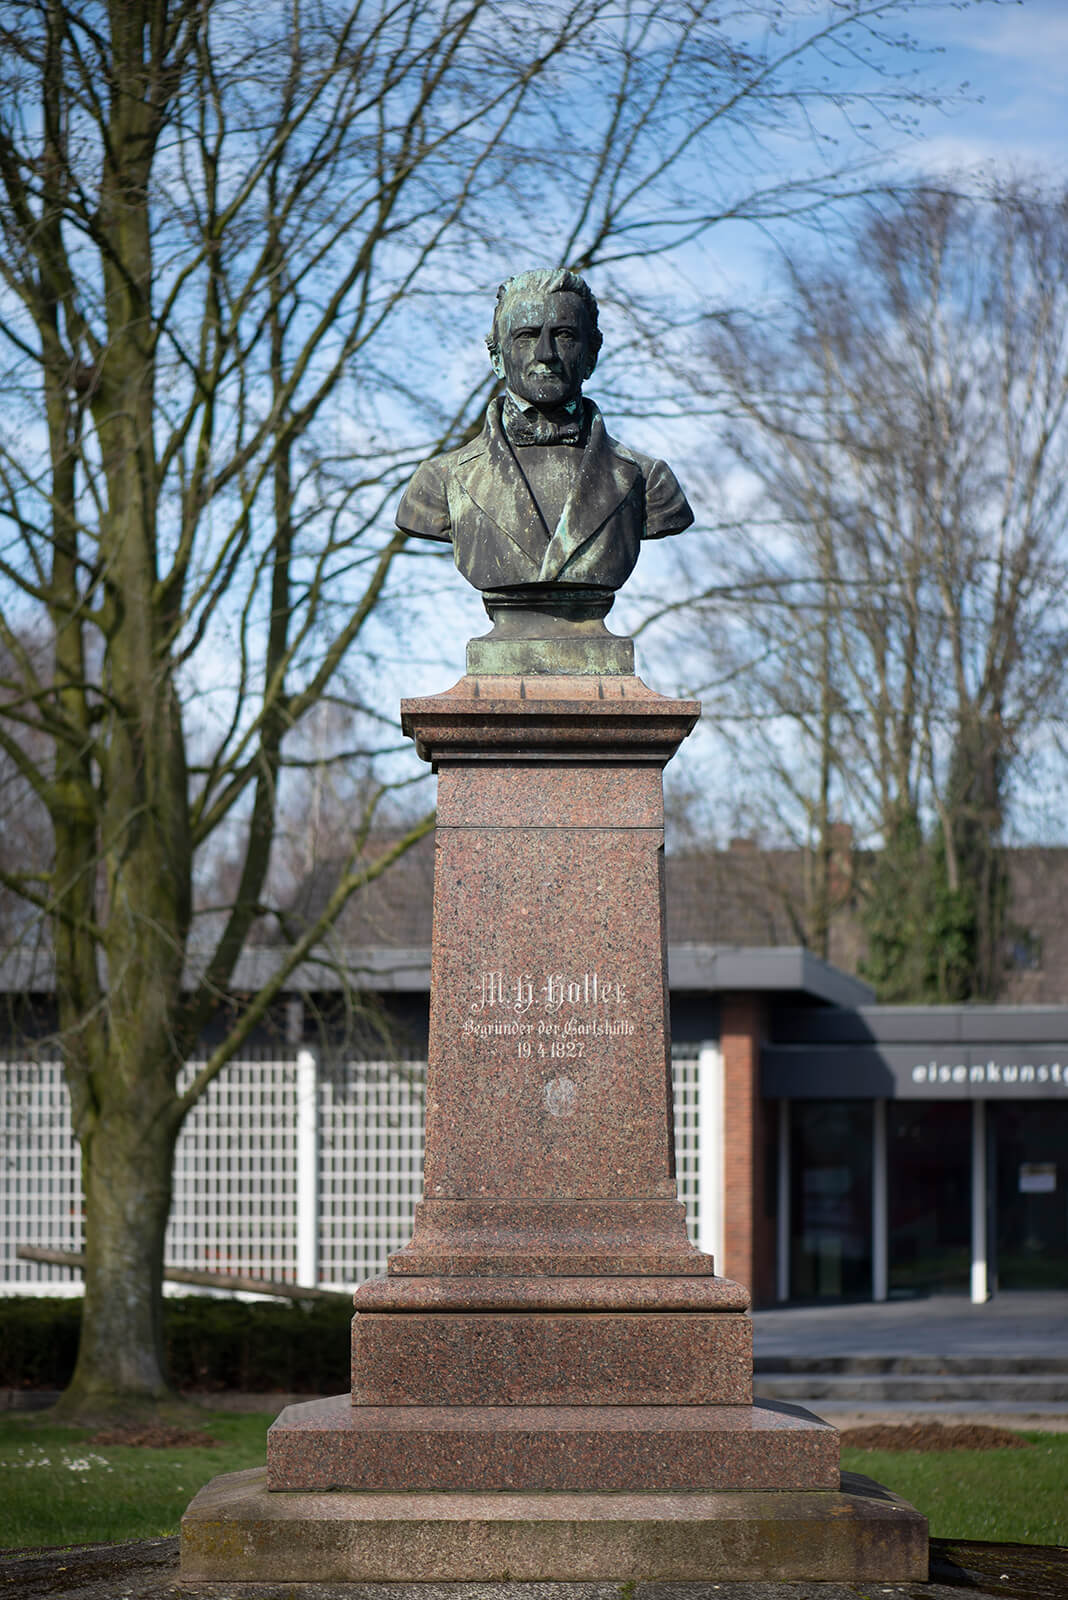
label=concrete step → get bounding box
[752,1354,1068,1375]
[754,1372,1068,1403]
[783,1399,1068,1423]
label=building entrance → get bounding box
[887,1102,971,1295]
[992,1101,1068,1290]
[789,1101,872,1299]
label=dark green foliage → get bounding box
[926,867,980,1002]
[0,1297,351,1393]
[859,806,933,1002]
[859,794,1007,1005]
[930,726,1008,1003]
[0,1296,83,1389]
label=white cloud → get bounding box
[960,2,1068,65]
[903,129,1067,179]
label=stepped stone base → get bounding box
[387,1199,712,1279]
[181,1467,928,1586]
[267,1396,837,1493]
[351,1310,752,1407]
[353,1272,750,1312]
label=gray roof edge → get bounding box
[853,1003,1068,1043]
[666,945,876,1008]
[0,941,881,1007]
[0,946,55,990]
[8,942,1068,1032]
[0,944,434,996]
[226,947,432,993]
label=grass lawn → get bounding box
[840,1433,1068,1546]
[2,1415,1066,1552]
[0,1411,272,1549]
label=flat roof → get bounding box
[771,1003,1068,1044]
[0,942,874,1006]
[667,945,875,1008]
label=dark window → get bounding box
[992,1101,1068,1290]
[1007,931,1042,971]
[888,1102,971,1295]
[789,1101,872,1299]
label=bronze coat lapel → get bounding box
[452,403,549,573]
[538,409,638,582]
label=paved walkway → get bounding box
[750,1291,1068,1360]
[750,1292,1068,1428]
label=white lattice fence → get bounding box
[319,1058,426,1288]
[1,1046,704,1293]
[672,1045,700,1245]
[0,1058,83,1290]
[170,1057,301,1282]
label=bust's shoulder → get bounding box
[396,408,500,539]
[602,432,659,476]
[395,415,494,539]
[412,427,487,481]
[592,407,669,478]
[598,423,694,538]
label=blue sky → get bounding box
[633,0,1068,845]
[661,0,1068,314]
[903,0,1067,176]
[366,0,1068,819]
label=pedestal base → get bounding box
[467,633,635,676]
[181,1467,928,1587]
[352,1309,752,1406]
[267,1397,836,1493]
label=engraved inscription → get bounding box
[461,966,637,1059]
[470,969,627,1013]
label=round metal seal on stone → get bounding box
[544,1076,578,1116]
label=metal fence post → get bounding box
[295,1045,321,1289]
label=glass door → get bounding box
[887,1102,971,1295]
[789,1101,872,1299]
[992,1101,1068,1289]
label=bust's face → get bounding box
[495,289,595,409]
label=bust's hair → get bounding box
[486,267,602,364]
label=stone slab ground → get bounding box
[2,1535,1067,1600]
[179,1468,926,1586]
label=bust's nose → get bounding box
[533,323,555,364]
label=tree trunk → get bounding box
[53,1095,182,1421]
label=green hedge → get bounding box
[0,1296,352,1393]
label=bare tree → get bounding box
[0,0,996,1418]
[674,181,1068,996]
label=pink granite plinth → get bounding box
[400,673,701,766]
[181,675,935,1590]
[351,1310,751,1406]
[353,1271,750,1312]
[395,678,710,1287]
[182,1466,929,1584]
[351,1305,751,1408]
[268,1396,835,1493]
[389,1198,710,1277]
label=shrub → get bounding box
[0,1297,82,1389]
[0,1296,351,1392]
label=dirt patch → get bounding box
[841,1420,1031,1452]
[88,1424,217,1448]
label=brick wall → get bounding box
[720,993,774,1304]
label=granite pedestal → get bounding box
[181,674,927,1586]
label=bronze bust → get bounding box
[396,268,694,672]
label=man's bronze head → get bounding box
[486,268,603,409]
